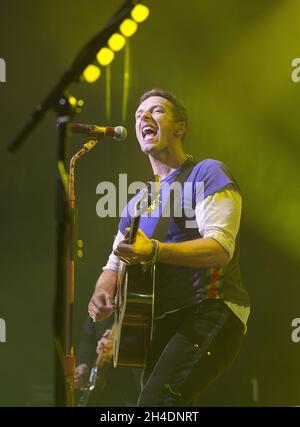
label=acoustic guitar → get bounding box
[113,179,160,368]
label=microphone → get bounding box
[69,123,127,141]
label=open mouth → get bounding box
[142,125,158,140]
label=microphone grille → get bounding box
[114,126,127,141]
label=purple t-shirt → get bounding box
[119,159,249,317]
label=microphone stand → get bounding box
[65,137,100,406]
[54,95,76,407]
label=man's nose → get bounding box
[141,110,152,119]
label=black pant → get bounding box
[137,299,244,407]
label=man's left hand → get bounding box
[114,228,153,265]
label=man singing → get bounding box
[88,88,250,406]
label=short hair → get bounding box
[138,88,188,140]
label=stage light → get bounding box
[82,65,101,83]
[131,4,150,23]
[119,19,138,38]
[97,47,115,66]
[68,96,77,107]
[108,33,126,52]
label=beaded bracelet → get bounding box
[150,239,160,267]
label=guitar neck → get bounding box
[129,215,141,244]
[129,179,158,245]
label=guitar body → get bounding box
[113,262,154,368]
[113,181,160,369]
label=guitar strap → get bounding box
[150,159,197,242]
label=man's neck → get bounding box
[149,151,187,180]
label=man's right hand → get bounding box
[88,289,115,322]
[88,268,117,321]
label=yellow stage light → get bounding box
[131,4,149,23]
[108,33,126,52]
[68,96,77,107]
[82,65,101,83]
[96,47,115,66]
[120,19,138,38]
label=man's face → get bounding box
[135,96,179,156]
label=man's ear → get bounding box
[174,121,187,137]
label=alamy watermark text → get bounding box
[0,58,6,82]
[0,318,6,342]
